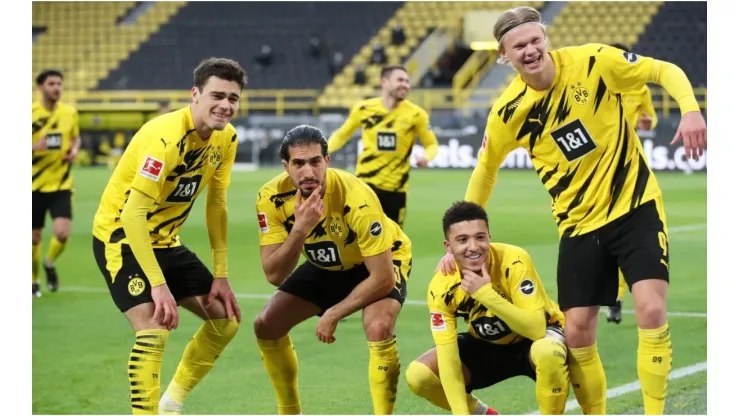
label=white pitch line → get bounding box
[669,223,706,233]
[59,286,707,318]
[528,361,708,414]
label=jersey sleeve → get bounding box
[328,102,363,153]
[640,86,659,129]
[427,275,458,346]
[128,125,178,201]
[70,109,80,138]
[347,186,393,258]
[592,44,657,94]
[255,188,289,246]
[507,248,547,313]
[211,131,238,189]
[414,109,439,161]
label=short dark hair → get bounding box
[278,124,328,162]
[442,201,489,237]
[36,69,63,86]
[193,57,248,91]
[380,65,407,79]
[609,43,630,53]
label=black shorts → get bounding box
[367,184,407,228]
[32,190,72,229]
[557,198,670,310]
[92,237,214,313]
[278,260,408,316]
[457,333,535,392]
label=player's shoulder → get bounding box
[330,167,368,193]
[56,101,78,115]
[399,99,428,117]
[491,77,529,121]
[352,97,382,112]
[429,268,462,299]
[258,171,293,196]
[490,242,533,266]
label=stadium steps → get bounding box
[484,1,663,106]
[32,1,137,93]
[317,1,543,110]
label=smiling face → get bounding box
[191,76,241,131]
[499,22,548,77]
[381,67,410,102]
[444,219,491,273]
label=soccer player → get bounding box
[607,42,660,324]
[32,69,81,297]
[254,124,412,415]
[406,201,569,415]
[91,57,246,415]
[326,65,439,228]
[436,7,707,415]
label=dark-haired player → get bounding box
[437,6,707,414]
[407,201,569,415]
[327,65,438,228]
[254,124,412,415]
[92,57,246,415]
[32,69,80,297]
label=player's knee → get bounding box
[563,308,598,348]
[253,312,285,340]
[635,301,666,329]
[32,233,41,246]
[530,338,568,380]
[405,360,433,396]
[211,317,240,341]
[54,231,69,243]
[364,318,394,342]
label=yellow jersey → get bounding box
[622,85,658,129]
[32,101,79,192]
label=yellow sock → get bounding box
[530,338,570,414]
[32,244,40,283]
[617,272,628,300]
[257,336,301,415]
[638,323,672,415]
[368,337,401,415]
[568,344,607,415]
[405,360,483,412]
[46,236,67,263]
[164,318,239,404]
[129,329,170,414]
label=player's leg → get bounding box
[611,198,672,415]
[557,233,614,415]
[405,335,497,415]
[93,237,170,415]
[157,247,240,414]
[368,184,405,228]
[31,191,46,297]
[253,262,328,415]
[607,269,627,324]
[44,190,73,291]
[528,328,570,414]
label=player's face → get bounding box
[444,219,490,273]
[500,23,548,76]
[382,69,410,101]
[192,76,241,131]
[284,143,330,197]
[39,76,62,102]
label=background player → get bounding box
[253,125,412,415]
[408,201,569,415]
[32,69,81,297]
[91,58,245,415]
[326,65,439,228]
[607,42,660,325]
[437,6,707,415]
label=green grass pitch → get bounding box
[32,167,707,414]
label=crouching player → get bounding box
[406,201,570,414]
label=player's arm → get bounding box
[327,102,363,153]
[415,110,439,161]
[640,86,659,129]
[205,134,238,278]
[428,282,469,414]
[121,131,178,287]
[468,251,547,341]
[327,248,396,321]
[464,112,518,208]
[257,194,306,286]
[68,109,81,158]
[597,44,700,115]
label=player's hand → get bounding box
[637,114,653,131]
[415,155,430,168]
[315,310,340,344]
[63,147,78,162]
[294,186,325,233]
[671,110,707,161]
[461,268,491,296]
[207,278,242,323]
[151,284,179,330]
[32,138,47,152]
[434,252,457,276]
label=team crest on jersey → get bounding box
[209,146,222,167]
[519,279,535,296]
[571,82,590,105]
[140,156,164,181]
[430,312,446,331]
[128,275,146,296]
[328,214,345,238]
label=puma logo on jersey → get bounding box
[160,138,167,147]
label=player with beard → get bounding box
[436,6,707,415]
[92,57,246,415]
[254,125,412,415]
[32,69,81,297]
[326,65,438,228]
[406,201,568,415]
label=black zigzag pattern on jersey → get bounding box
[443,283,461,307]
[607,117,632,218]
[518,88,572,153]
[588,56,597,77]
[631,153,652,209]
[167,145,209,181]
[151,200,196,239]
[57,161,72,191]
[497,85,528,124]
[343,205,357,246]
[270,190,297,209]
[307,218,328,239]
[33,117,50,133]
[455,297,477,320]
[558,150,608,237]
[592,77,609,115]
[361,113,387,129]
[283,214,295,234]
[546,162,582,201]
